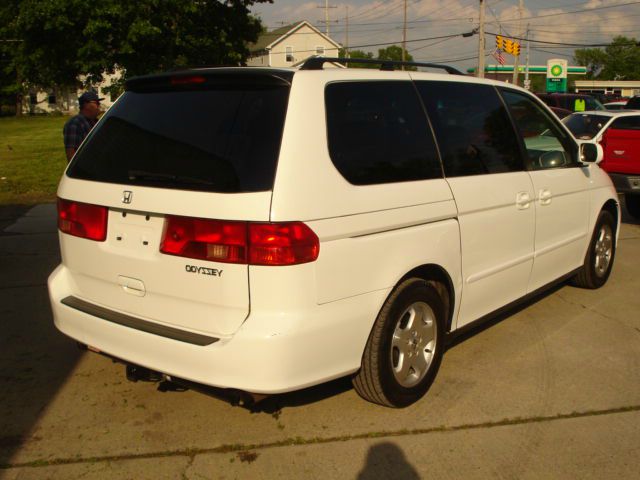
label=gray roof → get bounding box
[249,21,341,54]
[250,23,299,52]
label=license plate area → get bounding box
[109,209,165,255]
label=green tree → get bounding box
[2,0,269,115]
[377,45,416,70]
[574,36,640,80]
[339,48,376,68]
[339,46,416,69]
[574,48,607,79]
[0,0,23,115]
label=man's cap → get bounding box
[78,91,104,105]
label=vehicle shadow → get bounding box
[0,206,84,468]
[620,194,640,225]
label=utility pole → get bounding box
[317,0,337,36]
[345,6,349,58]
[524,24,531,90]
[477,0,485,78]
[512,0,524,85]
[402,0,407,69]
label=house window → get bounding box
[316,46,325,56]
[286,47,293,62]
[48,93,56,105]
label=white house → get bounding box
[22,71,121,115]
[247,21,342,68]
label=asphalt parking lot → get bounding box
[1,203,639,479]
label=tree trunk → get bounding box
[15,69,22,117]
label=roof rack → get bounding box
[299,57,464,75]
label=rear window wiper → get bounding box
[128,170,218,187]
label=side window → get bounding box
[325,81,442,185]
[610,116,640,130]
[285,47,293,62]
[415,81,523,177]
[501,89,575,170]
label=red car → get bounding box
[563,110,640,218]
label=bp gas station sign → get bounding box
[546,59,568,93]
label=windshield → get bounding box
[562,114,610,139]
[67,83,290,193]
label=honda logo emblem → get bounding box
[122,191,133,204]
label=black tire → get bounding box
[572,210,616,289]
[625,194,640,219]
[352,278,445,408]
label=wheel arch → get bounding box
[399,264,456,333]
[601,198,620,228]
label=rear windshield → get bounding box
[562,114,610,139]
[67,84,290,193]
[562,96,604,112]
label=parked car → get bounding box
[549,106,573,119]
[536,93,606,113]
[49,58,619,408]
[624,96,640,109]
[604,101,628,111]
[563,110,640,218]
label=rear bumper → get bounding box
[48,264,388,394]
[608,173,640,195]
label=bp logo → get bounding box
[551,64,563,77]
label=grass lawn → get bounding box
[0,115,68,205]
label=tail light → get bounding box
[160,217,248,264]
[170,75,206,86]
[57,198,108,241]
[160,216,319,266]
[249,222,319,266]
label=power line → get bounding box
[486,30,640,47]
[409,36,458,53]
[265,31,474,57]
[497,0,640,24]
[531,48,574,59]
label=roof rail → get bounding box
[299,57,464,75]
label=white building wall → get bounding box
[22,71,122,115]
[248,24,340,68]
[269,25,339,67]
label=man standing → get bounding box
[63,91,102,162]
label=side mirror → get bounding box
[539,150,568,169]
[579,142,603,164]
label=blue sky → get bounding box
[250,0,640,71]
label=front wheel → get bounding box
[352,278,445,408]
[572,210,616,289]
[625,194,640,219]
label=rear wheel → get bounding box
[625,194,640,219]
[572,210,616,289]
[352,278,445,408]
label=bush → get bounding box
[0,105,17,117]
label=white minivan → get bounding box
[48,58,619,407]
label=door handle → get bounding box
[516,191,531,210]
[539,189,552,206]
